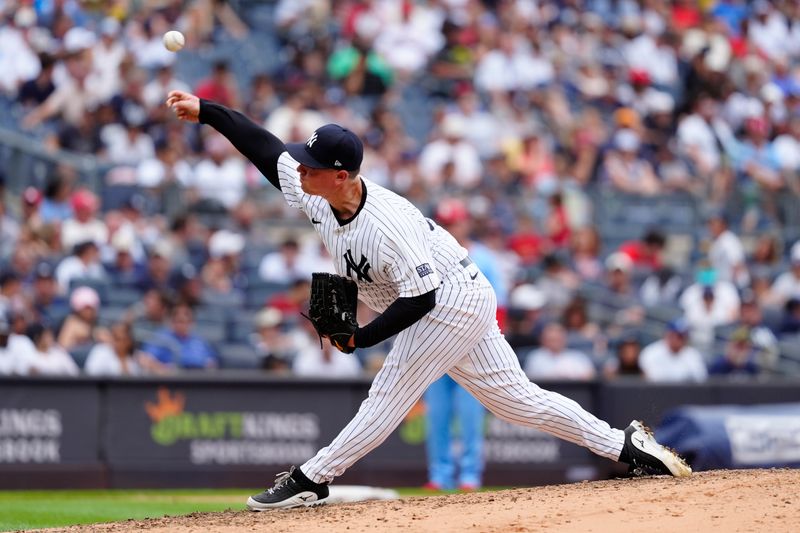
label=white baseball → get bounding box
[163,30,185,52]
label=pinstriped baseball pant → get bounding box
[301,268,625,484]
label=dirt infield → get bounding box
[51,469,799,533]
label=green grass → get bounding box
[0,489,248,532]
[0,487,461,532]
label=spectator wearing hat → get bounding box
[171,264,203,308]
[104,229,147,288]
[201,229,246,307]
[524,322,596,381]
[135,240,173,293]
[61,189,108,253]
[504,283,549,353]
[767,242,800,308]
[57,285,110,353]
[639,319,708,383]
[603,332,643,379]
[601,128,661,195]
[14,322,79,377]
[599,252,645,332]
[708,327,760,377]
[142,301,218,370]
[725,291,780,369]
[55,240,106,295]
[251,306,308,373]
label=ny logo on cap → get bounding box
[306,132,318,148]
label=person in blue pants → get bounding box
[424,374,486,490]
[424,201,502,491]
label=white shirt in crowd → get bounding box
[0,344,13,375]
[680,280,740,352]
[91,40,127,101]
[417,138,483,189]
[0,24,40,95]
[293,344,362,379]
[101,124,156,166]
[55,256,106,294]
[524,348,596,381]
[136,156,194,188]
[84,343,143,376]
[14,342,79,376]
[770,270,800,306]
[676,113,721,171]
[639,340,708,383]
[190,157,247,209]
[61,218,109,252]
[709,229,747,286]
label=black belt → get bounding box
[460,257,473,268]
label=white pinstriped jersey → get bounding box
[277,152,469,313]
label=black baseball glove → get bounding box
[302,273,358,354]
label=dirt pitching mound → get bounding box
[51,469,799,533]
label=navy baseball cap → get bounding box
[286,124,363,171]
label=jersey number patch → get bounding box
[344,249,373,282]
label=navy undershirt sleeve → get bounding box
[353,289,437,348]
[198,99,284,190]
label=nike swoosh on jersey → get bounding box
[470,272,478,280]
[312,218,322,224]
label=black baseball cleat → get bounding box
[619,420,692,478]
[246,466,329,510]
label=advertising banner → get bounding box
[0,381,100,465]
[657,403,800,471]
[103,381,356,468]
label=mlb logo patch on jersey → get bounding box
[416,263,434,278]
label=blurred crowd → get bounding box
[1,0,800,381]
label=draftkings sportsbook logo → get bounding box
[144,387,320,466]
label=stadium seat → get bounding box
[104,287,143,308]
[217,342,261,369]
[69,278,110,303]
[244,281,289,309]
